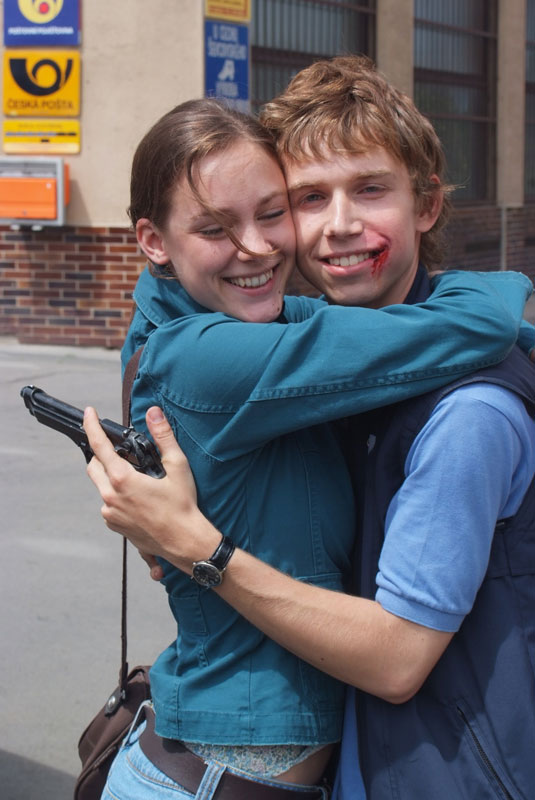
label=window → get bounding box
[250,0,376,112]
[414,0,497,203]
[526,0,535,200]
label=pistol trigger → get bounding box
[80,442,93,464]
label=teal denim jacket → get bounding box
[123,266,531,745]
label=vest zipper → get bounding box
[456,706,514,799]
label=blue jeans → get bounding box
[101,721,330,800]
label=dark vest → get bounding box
[354,271,535,800]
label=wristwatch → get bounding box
[191,535,235,587]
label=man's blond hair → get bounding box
[261,55,452,267]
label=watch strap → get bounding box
[208,535,235,570]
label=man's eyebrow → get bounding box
[286,181,317,194]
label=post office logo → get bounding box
[17,0,64,24]
[10,56,72,96]
[3,50,80,116]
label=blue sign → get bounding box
[4,0,81,47]
[205,20,249,113]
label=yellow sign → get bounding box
[3,50,80,117]
[205,0,250,23]
[3,118,80,154]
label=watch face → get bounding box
[192,561,223,587]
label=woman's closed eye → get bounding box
[259,208,288,222]
[198,225,225,238]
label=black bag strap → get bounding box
[119,345,145,693]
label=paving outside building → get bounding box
[0,0,534,348]
[1,338,176,799]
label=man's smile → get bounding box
[324,249,384,268]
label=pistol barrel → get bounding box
[21,385,86,435]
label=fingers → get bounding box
[83,406,119,466]
[145,408,197,503]
[84,408,115,491]
[86,448,108,489]
[145,406,184,460]
[146,406,197,507]
[138,549,164,581]
[84,406,133,519]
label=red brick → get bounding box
[46,243,77,252]
[110,245,139,254]
[79,244,108,253]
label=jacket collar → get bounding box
[133,265,212,327]
[133,264,291,327]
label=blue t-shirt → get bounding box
[334,381,535,800]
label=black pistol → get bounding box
[21,385,166,479]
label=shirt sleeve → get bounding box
[135,270,530,459]
[517,318,535,359]
[376,383,535,632]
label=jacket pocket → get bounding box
[297,573,347,715]
[169,593,209,668]
[456,702,518,800]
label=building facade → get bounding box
[0,0,533,347]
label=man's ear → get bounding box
[417,175,443,233]
[136,218,170,265]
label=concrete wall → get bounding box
[376,0,413,96]
[497,0,527,208]
[0,0,204,226]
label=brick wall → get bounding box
[445,204,535,284]
[1,205,534,348]
[0,225,141,348]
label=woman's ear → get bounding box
[136,218,170,265]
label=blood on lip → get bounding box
[371,249,388,275]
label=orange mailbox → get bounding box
[0,157,70,227]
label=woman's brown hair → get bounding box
[129,98,281,260]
